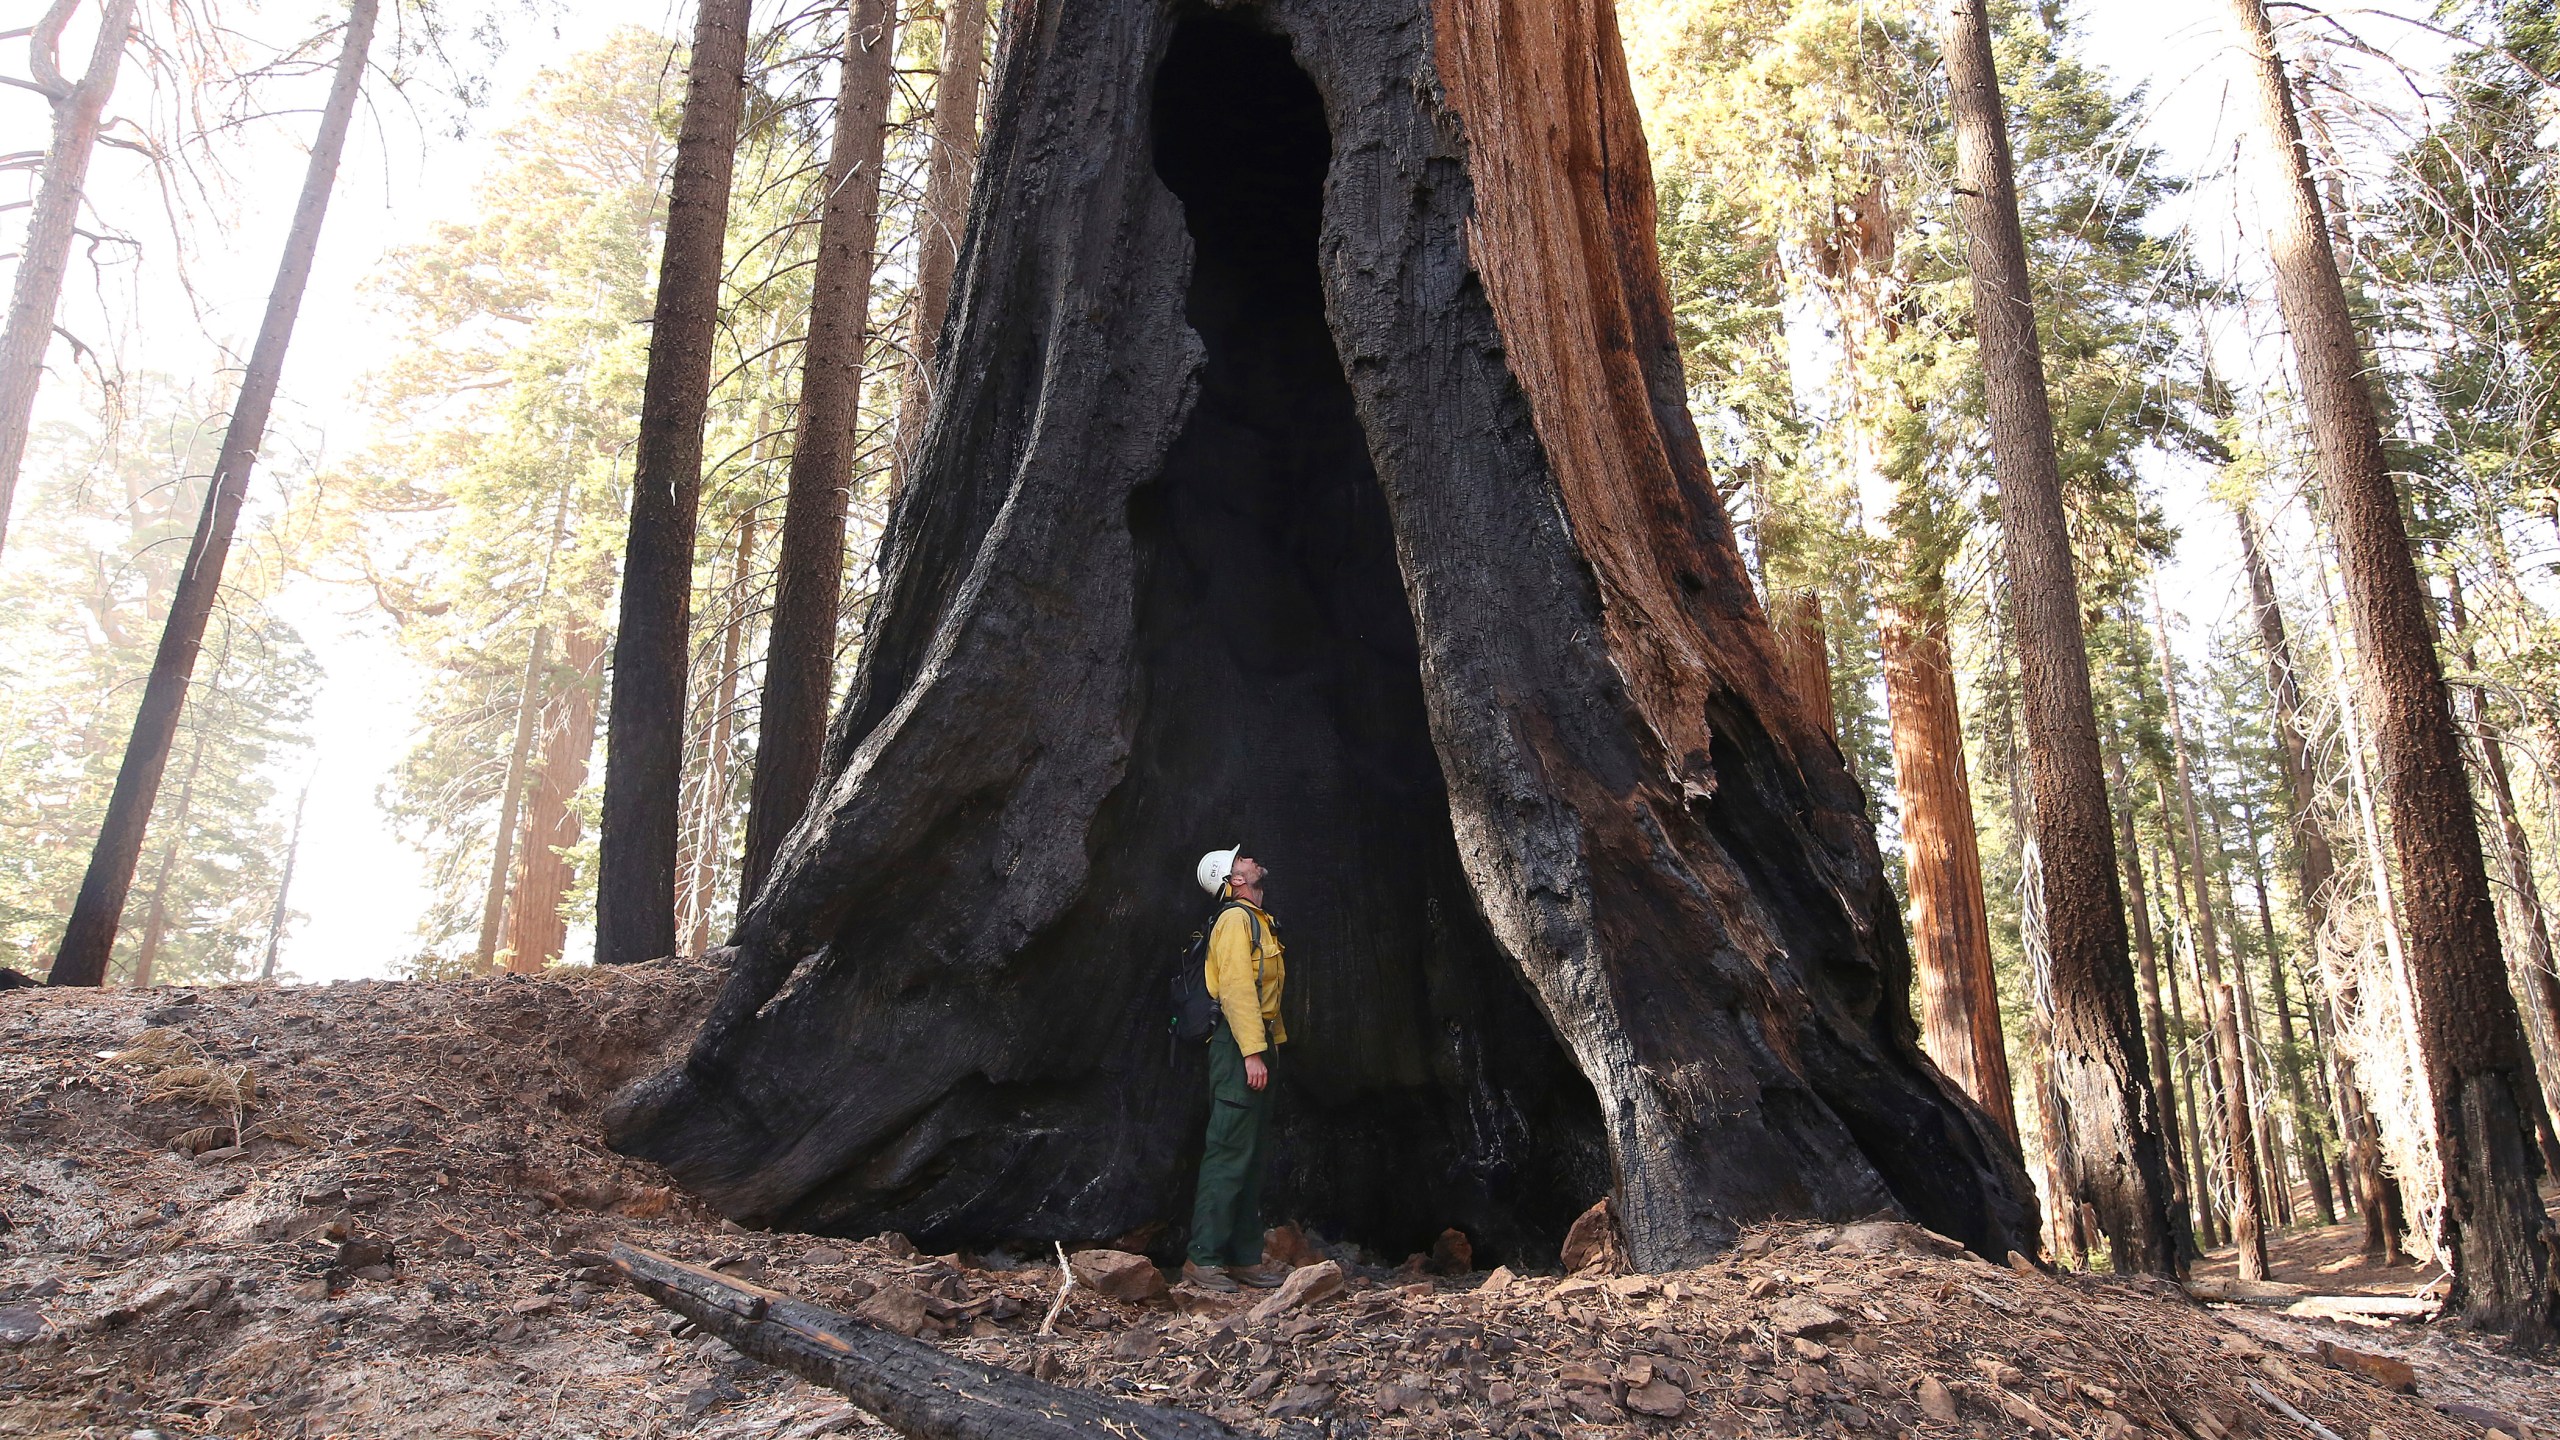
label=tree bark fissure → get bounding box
[1938,0,2172,1272]
[596,0,755,967]
[739,0,902,902]
[605,0,2034,1268]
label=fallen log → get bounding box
[610,1243,1244,1440]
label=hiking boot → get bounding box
[1226,1264,1287,1289]
[1181,1261,1239,1293]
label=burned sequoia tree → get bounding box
[605,0,2038,1269]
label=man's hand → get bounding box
[1244,1054,1269,1091]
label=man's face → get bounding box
[1230,855,1266,890]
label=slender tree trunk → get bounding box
[2112,748,2194,1251]
[597,0,755,967]
[2158,802,2232,1251]
[128,716,210,989]
[0,0,137,561]
[890,0,988,485]
[477,626,551,972]
[1939,0,2173,1274]
[1774,589,1838,744]
[47,0,376,987]
[260,778,311,981]
[477,487,573,973]
[2154,597,2270,1274]
[2245,791,2335,1223]
[1882,591,2016,1142]
[689,519,755,954]
[738,0,900,904]
[2214,800,2292,1226]
[2444,576,2560,1175]
[2161,857,2222,1250]
[507,623,607,972]
[2224,0,2554,1338]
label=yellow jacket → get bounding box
[1205,897,1286,1057]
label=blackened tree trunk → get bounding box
[2224,0,2554,1339]
[1937,0,2174,1272]
[889,0,989,484]
[128,714,209,989]
[0,0,136,562]
[739,0,901,902]
[1881,589,2016,1142]
[604,0,2038,1268]
[47,0,375,988]
[596,0,755,967]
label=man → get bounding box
[1184,845,1289,1293]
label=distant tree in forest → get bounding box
[299,32,673,973]
[48,0,375,988]
[0,382,314,982]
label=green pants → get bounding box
[1187,1033,1271,1266]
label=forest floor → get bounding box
[0,962,2551,1440]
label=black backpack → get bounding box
[1170,900,1261,1054]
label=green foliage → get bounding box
[0,379,316,983]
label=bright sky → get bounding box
[0,0,2473,982]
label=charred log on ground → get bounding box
[605,0,2037,1270]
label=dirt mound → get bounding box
[0,966,2546,1438]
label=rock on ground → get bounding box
[0,964,2548,1438]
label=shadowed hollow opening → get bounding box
[1105,7,1609,1265]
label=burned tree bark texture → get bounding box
[1938,0,2174,1273]
[740,0,902,902]
[2223,0,2555,1339]
[607,0,2035,1269]
[596,0,754,968]
[611,1245,1243,1439]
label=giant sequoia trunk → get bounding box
[605,0,2036,1269]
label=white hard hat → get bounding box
[1195,844,1241,895]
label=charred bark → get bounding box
[597,0,755,967]
[47,0,374,987]
[607,0,2035,1268]
[2225,0,2554,1339]
[1938,0,2173,1271]
[740,0,901,901]
[611,1245,1243,1438]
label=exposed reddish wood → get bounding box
[1881,598,2016,1142]
[505,624,605,973]
[890,0,990,485]
[1773,589,1838,743]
